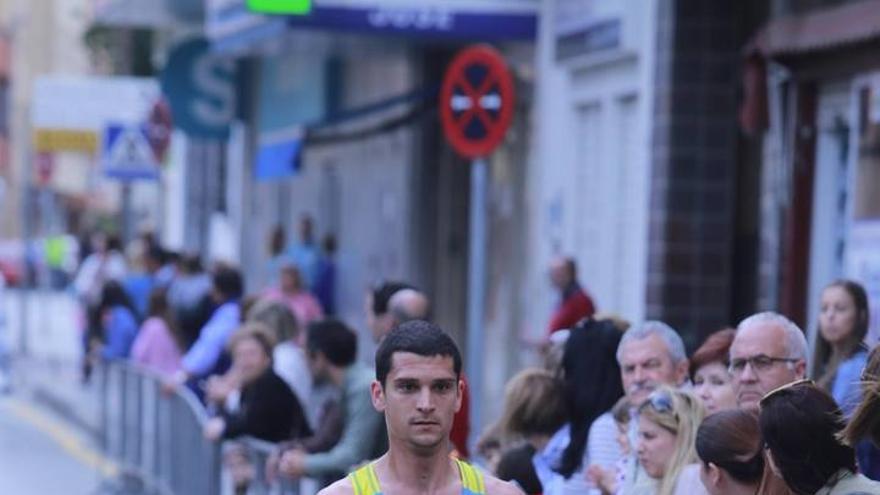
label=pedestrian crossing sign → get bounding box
[101,123,160,180]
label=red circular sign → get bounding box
[440,45,515,159]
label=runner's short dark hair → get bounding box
[375,320,462,385]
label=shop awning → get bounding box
[749,0,880,57]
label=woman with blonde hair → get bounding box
[636,386,707,495]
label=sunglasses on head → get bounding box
[646,389,674,413]
[758,378,814,406]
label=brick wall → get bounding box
[646,0,741,349]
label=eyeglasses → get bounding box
[728,355,801,375]
[758,378,814,406]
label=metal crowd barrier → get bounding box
[99,362,306,495]
[100,361,222,494]
[228,436,300,495]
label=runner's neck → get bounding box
[378,446,458,494]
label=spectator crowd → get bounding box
[70,218,880,494]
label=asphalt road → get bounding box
[0,395,105,494]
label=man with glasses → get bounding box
[729,311,807,495]
[729,311,808,413]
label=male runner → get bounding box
[319,320,522,495]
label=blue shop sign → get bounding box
[206,0,537,53]
[160,37,237,138]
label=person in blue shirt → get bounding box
[810,279,879,479]
[811,280,870,415]
[314,234,337,315]
[124,245,165,319]
[166,267,243,390]
[287,215,321,291]
[94,281,140,361]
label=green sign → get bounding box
[247,0,311,15]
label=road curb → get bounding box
[11,355,100,441]
[31,384,100,441]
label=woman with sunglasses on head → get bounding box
[695,409,764,495]
[635,386,707,495]
[759,380,880,494]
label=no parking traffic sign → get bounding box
[441,45,516,442]
[440,45,515,159]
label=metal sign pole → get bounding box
[121,182,133,245]
[18,145,32,356]
[466,157,488,448]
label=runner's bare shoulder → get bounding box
[317,476,354,495]
[483,472,526,495]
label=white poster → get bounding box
[847,220,880,346]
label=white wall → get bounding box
[806,81,850,347]
[526,0,656,339]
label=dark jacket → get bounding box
[222,368,311,443]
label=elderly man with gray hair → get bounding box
[585,321,690,494]
[729,311,808,413]
[729,311,807,495]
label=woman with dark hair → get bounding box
[535,318,624,494]
[840,344,880,479]
[94,280,140,361]
[811,280,870,415]
[759,380,880,494]
[690,329,736,415]
[696,409,764,495]
[130,288,184,375]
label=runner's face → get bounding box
[373,352,462,453]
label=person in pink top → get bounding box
[131,288,184,376]
[262,264,324,336]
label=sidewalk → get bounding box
[2,289,99,439]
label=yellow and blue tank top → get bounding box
[349,458,487,495]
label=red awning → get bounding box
[750,0,880,57]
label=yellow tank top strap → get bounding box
[348,462,382,495]
[455,458,487,495]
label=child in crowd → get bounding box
[589,397,632,495]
